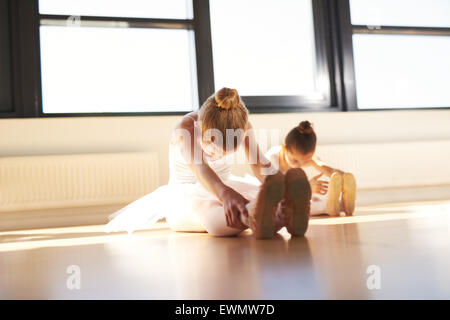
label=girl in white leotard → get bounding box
[265,121,357,217]
[105,88,311,238]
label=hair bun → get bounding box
[297,121,314,135]
[215,87,240,110]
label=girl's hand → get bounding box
[309,173,328,195]
[220,187,250,230]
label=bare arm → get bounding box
[244,122,277,182]
[310,156,344,177]
[172,115,248,229]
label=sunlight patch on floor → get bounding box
[1,201,449,252]
[0,223,191,252]
[311,204,450,225]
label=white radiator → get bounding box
[233,139,450,191]
[315,140,450,189]
[0,152,159,212]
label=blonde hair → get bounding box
[198,87,249,150]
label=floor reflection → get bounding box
[1,200,450,299]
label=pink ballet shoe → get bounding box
[249,172,285,239]
[284,168,311,237]
[327,172,343,217]
[342,173,357,216]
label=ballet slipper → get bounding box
[249,171,285,239]
[284,168,311,237]
[342,172,357,216]
[327,172,343,217]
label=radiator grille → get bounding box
[0,152,159,212]
[315,140,450,189]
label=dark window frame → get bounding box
[1,0,42,118]
[1,0,448,119]
[39,1,205,117]
[338,0,450,111]
[220,0,338,114]
[0,0,13,114]
[1,0,347,118]
[37,15,198,116]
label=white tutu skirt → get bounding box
[104,174,261,234]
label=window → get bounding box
[350,0,450,28]
[2,0,449,118]
[348,0,450,109]
[38,0,193,19]
[210,0,331,109]
[40,27,197,113]
[210,0,316,96]
[38,0,198,114]
[0,0,334,117]
[352,34,450,109]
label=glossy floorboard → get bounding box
[1,200,450,299]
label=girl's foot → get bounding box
[342,173,357,216]
[327,172,343,216]
[249,171,285,239]
[284,168,311,237]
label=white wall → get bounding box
[1,109,450,186]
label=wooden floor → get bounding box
[1,200,450,299]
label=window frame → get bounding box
[38,1,208,117]
[1,0,42,118]
[338,0,450,111]
[207,0,338,114]
[0,0,13,115]
[2,0,448,119]
[1,0,341,118]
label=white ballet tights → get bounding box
[310,193,345,215]
[165,178,259,237]
[165,176,344,237]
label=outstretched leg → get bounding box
[168,173,288,239]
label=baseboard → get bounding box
[0,152,160,213]
[357,184,450,207]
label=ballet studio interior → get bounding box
[1,0,450,301]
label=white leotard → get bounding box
[168,118,234,184]
[105,117,252,234]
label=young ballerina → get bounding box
[105,88,311,238]
[265,121,357,216]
